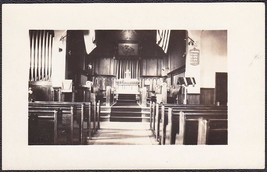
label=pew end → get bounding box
[28,110,58,145]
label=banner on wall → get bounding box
[84,30,96,54]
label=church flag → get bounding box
[156,30,170,54]
[84,30,96,54]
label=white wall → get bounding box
[51,30,67,87]
[185,30,201,93]
[186,30,227,90]
[200,30,227,88]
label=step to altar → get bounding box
[100,105,150,122]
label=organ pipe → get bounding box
[30,31,34,81]
[41,31,45,80]
[45,31,49,80]
[29,30,54,82]
[34,32,38,81]
[49,35,53,79]
[38,31,42,80]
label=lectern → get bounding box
[177,77,196,104]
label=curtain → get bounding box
[114,59,140,79]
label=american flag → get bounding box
[156,30,171,54]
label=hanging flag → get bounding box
[156,30,171,54]
[83,30,96,54]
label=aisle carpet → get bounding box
[110,94,142,122]
[89,122,158,145]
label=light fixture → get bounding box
[121,30,137,41]
[188,36,195,46]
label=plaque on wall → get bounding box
[118,43,138,56]
[189,47,200,66]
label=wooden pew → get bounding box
[28,109,58,145]
[30,101,101,143]
[162,107,227,145]
[29,101,87,144]
[206,119,228,145]
[153,104,227,145]
[150,103,227,143]
[29,106,74,144]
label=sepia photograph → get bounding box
[2,3,265,170]
[28,29,228,146]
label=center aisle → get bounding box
[89,122,158,145]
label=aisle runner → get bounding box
[89,122,158,145]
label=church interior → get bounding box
[28,29,228,145]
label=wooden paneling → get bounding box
[168,30,187,73]
[187,94,200,104]
[200,88,215,105]
[176,93,200,104]
[215,72,228,105]
[66,30,87,85]
[141,58,162,76]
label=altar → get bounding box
[115,69,139,94]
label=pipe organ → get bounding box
[29,30,54,81]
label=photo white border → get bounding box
[2,3,265,170]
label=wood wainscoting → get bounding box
[187,94,200,104]
[200,88,215,105]
[177,93,200,104]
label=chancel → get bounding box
[28,30,228,145]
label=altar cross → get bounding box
[125,69,131,79]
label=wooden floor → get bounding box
[88,122,158,145]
